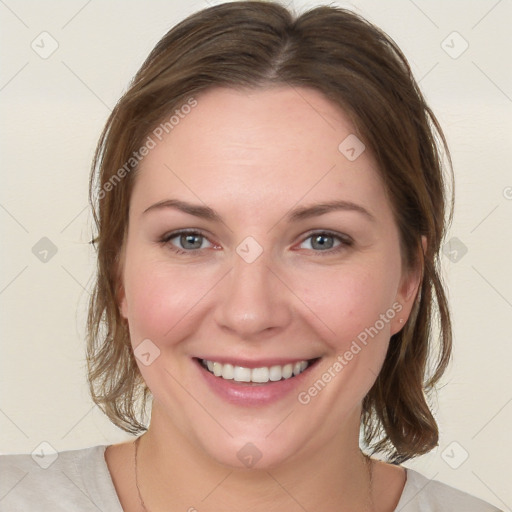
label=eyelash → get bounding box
[158,229,353,257]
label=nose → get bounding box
[213,248,293,340]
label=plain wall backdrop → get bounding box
[0,0,510,509]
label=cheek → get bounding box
[122,254,207,343]
[296,262,400,351]
[293,264,402,419]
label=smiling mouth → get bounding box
[197,358,320,384]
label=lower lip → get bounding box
[194,358,319,407]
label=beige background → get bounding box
[0,0,510,509]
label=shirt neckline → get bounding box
[93,444,415,511]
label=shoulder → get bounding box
[0,445,123,512]
[396,468,503,511]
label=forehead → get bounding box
[131,86,389,222]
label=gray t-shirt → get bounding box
[0,445,502,511]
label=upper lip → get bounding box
[195,356,319,368]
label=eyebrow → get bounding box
[142,198,375,223]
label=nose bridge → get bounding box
[214,244,291,337]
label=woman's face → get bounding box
[118,86,420,468]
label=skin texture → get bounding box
[106,86,421,512]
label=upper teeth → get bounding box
[202,359,310,383]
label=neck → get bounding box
[135,402,374,512]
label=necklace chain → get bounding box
[134,436,149,512]
[134,435,374,512]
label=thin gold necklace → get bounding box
[134,435,375,512]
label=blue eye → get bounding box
[299,231,352,254]
[302,233,338,250]
[160,230,213,254]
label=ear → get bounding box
[390,236,426,335]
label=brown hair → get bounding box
[87,0,453,463]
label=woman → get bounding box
[0,2,502,511]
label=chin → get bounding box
[195,430,303,470]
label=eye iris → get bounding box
[180,233,202,249]
[311,234,334,250]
